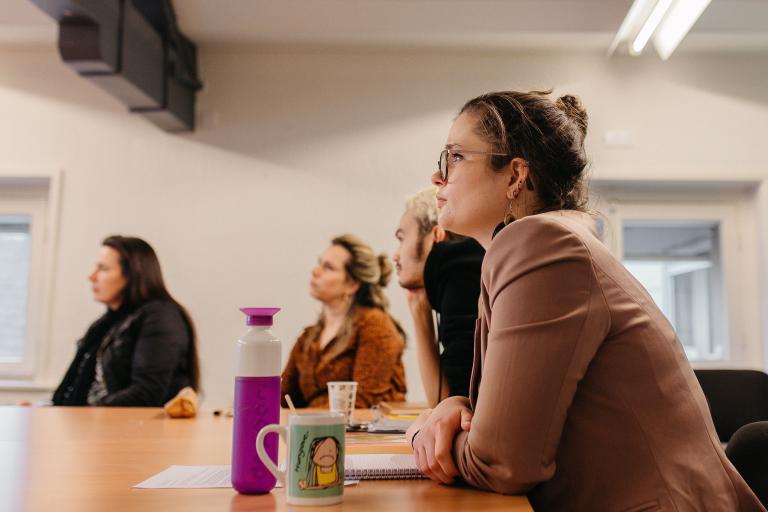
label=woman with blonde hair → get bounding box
[281,234,407,408]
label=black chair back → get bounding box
[726,422,768,508]
[694,369,768,443]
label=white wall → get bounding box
[1,46,767,405]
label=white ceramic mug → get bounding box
[256,412,345,506]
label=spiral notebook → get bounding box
[344,454,425,480]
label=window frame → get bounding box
[0,170,61,384]
[622,222,724,361]
[592,185,761,368]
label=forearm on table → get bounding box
[101,374,167,406]
[452,428,539,495]
[410,309,448,406]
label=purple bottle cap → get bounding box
[240,307,281,326]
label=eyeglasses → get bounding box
[437,149,507,182]
[437,148,535,191]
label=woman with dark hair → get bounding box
[405,91,764,511]
[281,234,407,408]
[53,236,200,406]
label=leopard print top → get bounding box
[281,306,407,408]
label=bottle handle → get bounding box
[256,424,287,486]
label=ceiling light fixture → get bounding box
[631,0,673,54]
[653,0,712,59]
[608,0,712,60]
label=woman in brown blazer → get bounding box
[281,234,407,408]
[406,91,764,511]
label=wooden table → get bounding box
[0,406,532,511]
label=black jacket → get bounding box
[53,299,193,406]
[423,237,484,398]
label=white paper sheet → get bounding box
[134,465,359,489]
[134,465,232,489]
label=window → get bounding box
[622,222,725,361]
[0,216,33,363]
[0,172,59,381]
[592,183,761,366]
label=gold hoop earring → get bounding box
[504,200,516,225]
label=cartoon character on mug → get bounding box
[298,436,342,490]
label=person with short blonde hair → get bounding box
[394,188,483,406]
[404,188,440,240]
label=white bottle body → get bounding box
[235,326,281,377]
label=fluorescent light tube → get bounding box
[632,0,674,54]
[608,0,654,56]
[653,0,712,60]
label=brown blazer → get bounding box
[452,210,764,512]
[281,306,407,408]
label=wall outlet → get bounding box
[603,130,634,148]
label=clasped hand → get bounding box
[406,396,473,484]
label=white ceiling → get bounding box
[2,0,767,52]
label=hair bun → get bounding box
[556,94,588,137]
[377,253,392,287]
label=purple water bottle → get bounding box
[232,307,282,494]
